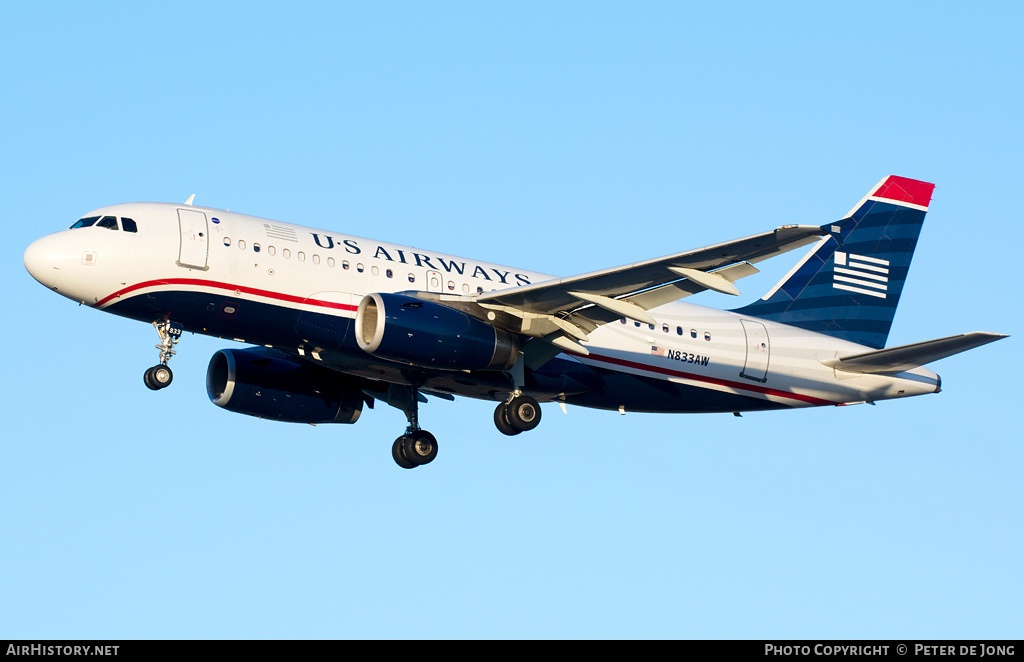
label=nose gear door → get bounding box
[177,209,209,270]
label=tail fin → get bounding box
[731,175,935,349]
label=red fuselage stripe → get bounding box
[572,351,835,406]
[100,278,834,406]
[94,278,359,311]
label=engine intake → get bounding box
[207,348,363,424]
[356,292,518,371]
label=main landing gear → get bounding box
[388,384,439,469]
[144,320,183,391]
[492,355,542,436]
[493,393,542,436]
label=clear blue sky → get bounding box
[2,1,1020,638]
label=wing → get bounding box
[460,224,825,362]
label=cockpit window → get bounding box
[96,215,118,230]
[70,216,100,229]
[121,217,138,233]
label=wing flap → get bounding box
[821,332,1008,374]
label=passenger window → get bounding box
[387,269,394,278]
[408,273,415,283]
[328,257,336,268]
[343,260,350,270]
[283,249,291,259]
[676,326,683,336]
[239,240,246,250]
[690,329,697,339]
[297,251,305,262]
[70,216,99,229]
[253,243,261,253]
[121,217,138,233]
[356,263,364,273]
[462,284,470,293]
[370,265,379,275]
[313,254,321,265]
[662,324,669,333]
[448,281,455,291]
[223,237,231,246]
[268,246,276,256]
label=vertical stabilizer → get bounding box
[731,176,935,349]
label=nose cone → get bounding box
[24,234,66,291]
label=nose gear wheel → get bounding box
[144,320,182,391]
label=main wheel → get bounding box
[506,395,541,431]
[494,402,521,436]
[392,436,417,469]
[401,430,438,466]
[144,365,173,391]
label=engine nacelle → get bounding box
[355,292,518,371]
[206,348,363,424]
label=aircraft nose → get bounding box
[24,234,66,291]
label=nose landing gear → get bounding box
[144,320,182,391]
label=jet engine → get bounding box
[206,348,364,424]
[355,292,518,371]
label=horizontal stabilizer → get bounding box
[821,332,1008,374]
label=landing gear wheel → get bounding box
[494,402,522,436]
[403,430,438,466]
[144,365,173,391]
[392,436,417,469]
[392,431,438,468]
[506,395,541,431]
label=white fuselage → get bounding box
[24,202,941,413]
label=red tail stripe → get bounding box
[873,176,935,208]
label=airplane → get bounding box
[23,175,1006,468]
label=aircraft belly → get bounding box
[564,369,788,414]
[105,288,850,412]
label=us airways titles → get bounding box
[310,234,532,286]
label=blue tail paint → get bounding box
[731,176,935,349]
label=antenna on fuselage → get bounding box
[184,194,195,206]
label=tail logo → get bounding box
[833,252,889,299]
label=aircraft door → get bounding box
[739,319,770,382]
[426,270,443,293]
[177,209,209,270]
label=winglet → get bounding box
[184,194,195,206]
